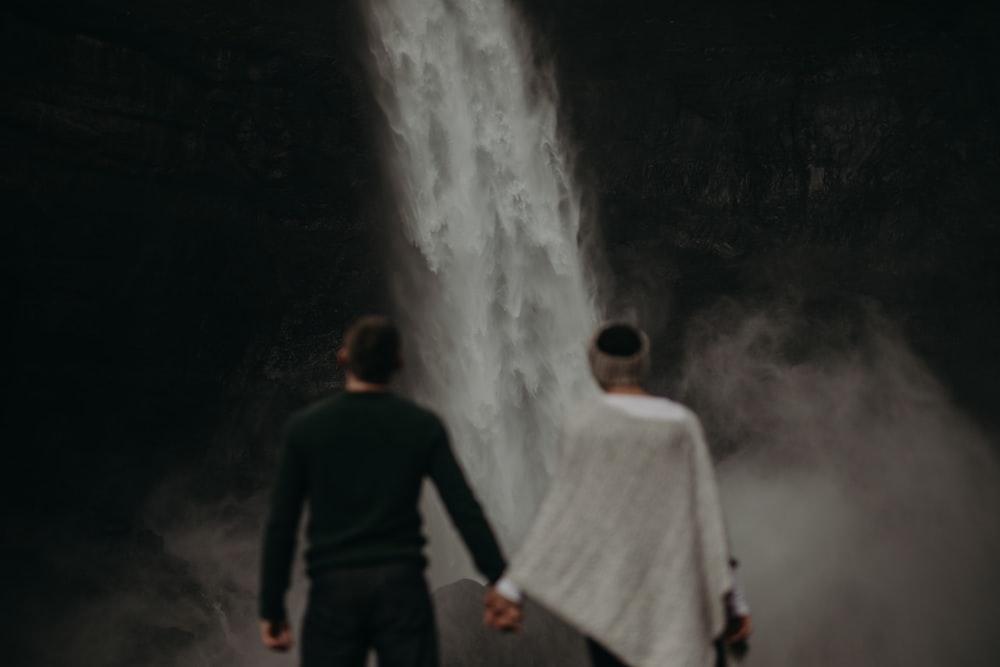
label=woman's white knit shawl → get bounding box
[507,398,734,667]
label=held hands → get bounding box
[483,587,523,634]
[260,619,294,652]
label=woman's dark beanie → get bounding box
[587,321,650,387]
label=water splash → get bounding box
[362,0,598,577]
[679,300,1000,667]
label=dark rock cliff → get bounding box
[1,1,381,663]
[3,1,382,496]
[517,0,1000,415]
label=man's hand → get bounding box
[483,587,523,634]
[260,619,294,652]
[725,614,752,644]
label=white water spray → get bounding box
[362,0,598,575]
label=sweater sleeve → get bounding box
[427,423,507,582]
[259,428,307,622]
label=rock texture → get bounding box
[516,0,1000,417]
[2,1,382,663]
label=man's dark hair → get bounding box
[595,324,643,357]
[343,315,401,384]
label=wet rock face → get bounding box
[3,2,382,662]
[517,0,1000,417]
[3,1,378,499]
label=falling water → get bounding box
[360,4,1000,665]
[362,0,598,578]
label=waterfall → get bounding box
[362,0,597,579]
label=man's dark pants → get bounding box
[302,562,437,667]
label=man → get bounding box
[486,321,751,667]
[259,315,517,666]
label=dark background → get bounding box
[2,0,997,665]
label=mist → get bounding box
[677,297,1000,666]
[145,490,303,667]
[134,298,1000,667]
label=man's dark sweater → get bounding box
[259,390,507,622]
